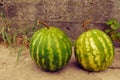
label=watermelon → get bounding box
[30,27,72,71]
[74,29,114,71]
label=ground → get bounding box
[0,45,120,80]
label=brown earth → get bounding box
[0,45,120,80]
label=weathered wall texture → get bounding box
[0,0,120,40]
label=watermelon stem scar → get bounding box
[37,20,49,29]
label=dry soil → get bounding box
[0,45,120,80]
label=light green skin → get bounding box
[74,29,114,71]
[30,27,72,71]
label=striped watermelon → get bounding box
[30,27,72,71]
[74,29,114,71]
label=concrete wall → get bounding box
[0,0,120,40]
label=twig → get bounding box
[109,66,120,69]
[82,19,92,31]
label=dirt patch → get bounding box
[0,45,120,80]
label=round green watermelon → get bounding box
[74,29,114,71]
[30,27,72,71]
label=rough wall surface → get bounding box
[0,0,120,40]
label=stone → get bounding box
[0,0,119,40]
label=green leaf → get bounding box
[5,32,12,47]
[111,23,120,30]
[116,32,120,38]
[111,24,116,30]
[16,46,24,61]
[105,29,111,33]
[106,18,116,25]
[13,33,17,42]
[111,33,117,40]
[1,26,7,42]
[115,23,120,29]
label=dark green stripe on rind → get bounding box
[89,31,105,71]
[84,32,97,71]
[36,32,47,68]
[91,30,114,70]
[52,33,63,70]
[64,38,72,66]
[95,30,114,69]
[30,29,43,63]
[50,32,72,71]
[30,29,46,67]
[50,28,72,71]
[41,33,51,70]
[80,32,98,71]
[49,33,60,71]
[47,33,55,71]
